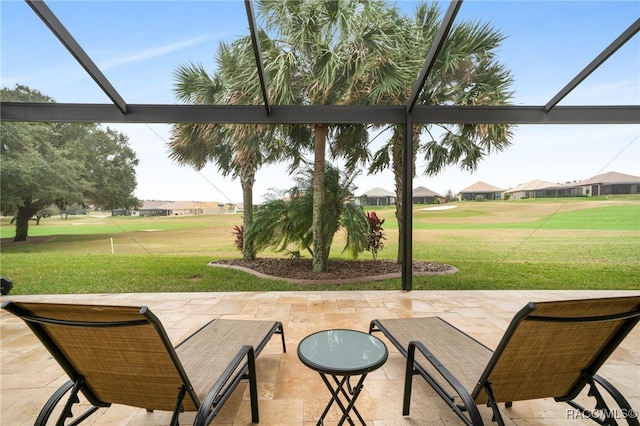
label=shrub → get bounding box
[366,211,386,260]
[245,165,369,260]
[232,225,244,252]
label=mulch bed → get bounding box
[209,258,457,282]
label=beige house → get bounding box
[412,186,445,204]
[504,171,639,199]
[573,171,640,197]
[138,200,231,216]
[458,182,505,201]
[504,179,559,200]
[356,187,396,206]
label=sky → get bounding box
[1,0,639,204]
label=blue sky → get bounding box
[1,0,639,203]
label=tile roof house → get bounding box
[137,200,229,216]
[504,171,640,199]
[458,182,505,201]
[504,179,561,200]
[138,200,173,216]
[355,187,396,206]
[572,171,640,196]
[412,186,445,204]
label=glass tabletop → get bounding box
[297,329,388,375]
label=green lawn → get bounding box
[1,196,638,294]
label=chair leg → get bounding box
[247,347,259,423]
[483,383,506,426]
[403,345,416,416]
[277,323,287,353]
[565,375,640,426]
[36,378,100,426]
[170,385,187,426]
[592,375,639,426]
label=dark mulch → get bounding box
[210,258,457,282]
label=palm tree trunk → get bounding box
[312,124,328,273]
[240,171,256,260]
[392,125,420,264]
[391,128,404,264]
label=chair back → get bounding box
[472,296,640,404]
[2,301,199,411]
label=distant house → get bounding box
[573,171,640,196]
[356,187,396,206]
[138,200,234,216]
[167,201,205,216]
[504,171,640,199]
[111,209,133,216]
[505,180,581,199]
[138,200,173,216]
[458,182,504,201]
[200,202,232,214]
[412,186,445,204]
[505,180,560,200]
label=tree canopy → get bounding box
[367,2,515,262]
[252,0,409,272]
[170,0,514,271]
[170,37,312,260]
[1,85,140,241]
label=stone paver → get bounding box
[1,290,638,425]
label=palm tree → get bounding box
[255,0,409,272]
[245,164,369,260]
[170,37,309,260]
[369,2,515,262]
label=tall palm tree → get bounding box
[369,2,515,263]
[255,0,409,272]
[170,37,308,260]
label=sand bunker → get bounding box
[421,205,458,211]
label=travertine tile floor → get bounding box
[1,290,638,425]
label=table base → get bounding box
[317,373,368,426]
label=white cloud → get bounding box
[98,35,216,70]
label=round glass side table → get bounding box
[298,329,388,426]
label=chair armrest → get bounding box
[194,345,256,426]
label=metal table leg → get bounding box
[317,372,368,426]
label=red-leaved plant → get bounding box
[366,211,385,260]
[232,225,244,252]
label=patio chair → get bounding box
[369,295,640,426]
[2,301,286,426]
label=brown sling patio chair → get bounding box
[2,301,286,426]
[369,295,640,426]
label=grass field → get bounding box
[1,195,638,294]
